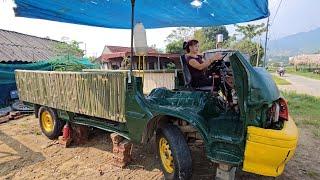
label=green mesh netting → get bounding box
[48,55,98,71]
[0,56,98,106]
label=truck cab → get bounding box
[126,49,298,177]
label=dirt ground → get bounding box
[0,115,319,180]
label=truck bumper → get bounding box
[242,116,298,177]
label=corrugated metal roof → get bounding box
[0,29,59,62]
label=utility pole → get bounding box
[263,17,270,67]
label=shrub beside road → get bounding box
[288,71,320,80]
[272,75,291,85]
[269,66,320,80]
[282,91,320,138]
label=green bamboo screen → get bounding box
[15,70,127,122]
[83,69,176,94]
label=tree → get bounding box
[235,23,266,40]
[231,39,265,66]
[166,27,196,43]
[201,26,229,42]
[51,40,92,71]
[233,23,267,66]
[194,26,229,52]
[88,56,98,63]
[223,34,237,48]
[165,39,184,54]
[149,44,164,53]
[165,27,195,54]
[54,40,84,58]
[165,26,229,53]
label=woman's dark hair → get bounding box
[183,39,199,53]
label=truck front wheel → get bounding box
[156,124,192,180]
[38,107,63,140]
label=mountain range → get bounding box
[268,27,320,57]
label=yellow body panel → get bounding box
[243,117,298,177]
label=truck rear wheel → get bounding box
[38,107,63,140]
[156,124,192,180]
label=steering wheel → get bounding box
[207,52,228,74]
[206,53,231,100]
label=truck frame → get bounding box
[15,50,298,180]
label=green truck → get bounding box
[15,50,298,179]
[12,0,297,179]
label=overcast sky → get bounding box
[0,0,319,57]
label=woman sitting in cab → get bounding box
[183,39,223,88]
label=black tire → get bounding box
[38,107,63,140]
[156,124,192,180]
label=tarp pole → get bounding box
[157,55,160,70]
[129,0,135,83]
[263,17,270,67]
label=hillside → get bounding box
[269,27,320,57]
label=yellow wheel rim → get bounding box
[159,137,174,173]
[41,110,54,133]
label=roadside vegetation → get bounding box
[282,91,320,138]
[272,75,291,85]
[268,66,320,80]
[288,71,320,80]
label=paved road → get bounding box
[277,73,320,97]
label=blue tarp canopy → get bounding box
[14,0,269,29]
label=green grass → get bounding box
[272,75,291,85]
[282,91,320,138]
[289,71,320,80]
[313,129,320,138]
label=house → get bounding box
[99,45,181,70]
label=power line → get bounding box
[263,17,270,67]
[263,0,284,66]
[270,0,283,26]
